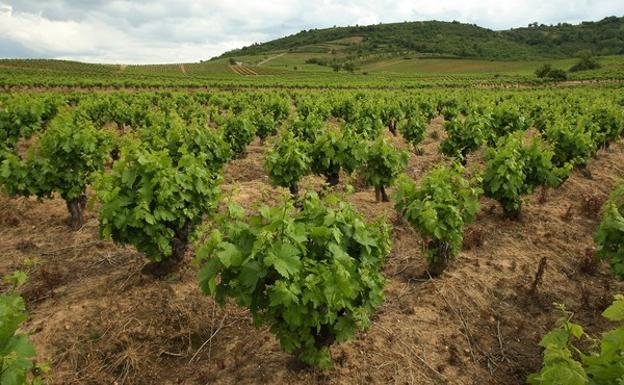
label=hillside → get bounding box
[217,16,624,61]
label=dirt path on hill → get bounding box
[257,53,286,66]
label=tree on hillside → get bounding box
[535,64,553,78]
[535,64,568,81]
[570,50,601,72]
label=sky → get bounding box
[0,0,621,64]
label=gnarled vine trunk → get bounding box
[66,195,87,229]
[325,171,340,187]
[313,323,336,349]
[110,146,120,162]
[142,221,193,277]
[502,206,522,221]
[289,323,337,370]
[460,149,469,166]
[579,165,593,179]
[427,240,452,277]
[171,220,193,262]
[289,184,299,199]
[374,186,390,202]
[388,120,397,136]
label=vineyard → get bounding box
[2,55,624,91]
[1,85,624,385]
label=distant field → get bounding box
[184,60,232,74]
[360,58,570,74]
[328,36,364,45]
[362,55,624,75]
[1,54,623,88]
[217,52,624,77]
[256,52,335,70]
[0,59,120,74]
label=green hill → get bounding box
[217,16,624,61]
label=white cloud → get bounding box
[0,0,621,63]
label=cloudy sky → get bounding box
[0,0,621,64]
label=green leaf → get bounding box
[239,261,263,289]
[3,271,28,288]
[198,257,221,294]
[264,241,301,278]
[216,242,243,268]
[228,203,245,219]
[528,361,588,385]
[269,281,299,306]
[603,295,624,321]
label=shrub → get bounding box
[139,111,232,170]
[569,50,601,72]
[249,110,278,143]
[589,106,624,149]
[290,114,324,143]
[309,128,363,186]
[196,193,391,368]
[398,115,428,147]
[0,110,112,228]
[95,144,221,272]
[380,101,404,135]
[489,103,529,141]
[395,165,481,275]
[1,272,48,385]
[548,68,568,81]
[535,64,568,81]
[0,94,60,152]
[535,64,553,78]
[358,138,409,202]
[483,133,566,219]
[263,131,311,197]
[221,112,256,158]
[528,296,624,385]
[440,115,489,163]
[544,119,597,169]
[595,183,624,278]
